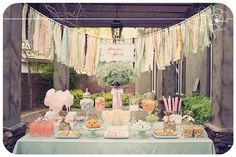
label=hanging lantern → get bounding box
[111,20,123,43]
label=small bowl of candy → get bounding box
[131,120,151,138]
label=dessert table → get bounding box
[13,123,215,154]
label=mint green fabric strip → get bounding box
[60,28,68,64]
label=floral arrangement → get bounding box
[96,62,137,86]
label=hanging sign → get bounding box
[100,44,135,62]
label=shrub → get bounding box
[33,63,81,90]
[34,63,54,87]
[70,89,84,108]
[102,93,112,101]
[122,93,130,106]
[105,101,112,108]
[91,93,103,100]
[182,94,212,125]
[69,68,81,89]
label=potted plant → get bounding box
[96,62,137,110]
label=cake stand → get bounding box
[83,126,103,138]
[131,126,151,138]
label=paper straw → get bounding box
[168,96,172,112]
[174,97,178,112]
[172,98,175,112]
[178,98,182,114]
[163,96,169,111]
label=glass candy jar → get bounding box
[181,124,194,138]
[141,91,157,114]
[180,110,195,138]
[80,88,94,120]
[181,110,195,125]
[163,111,176,131]
[95,97,105,120]
[193,125,205,138]
[129,95,139,123]
[95,97,105,112]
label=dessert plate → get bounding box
[104,130,129,139]
[55,131,81,139]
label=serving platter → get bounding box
[152,131,179,139]
[104,130,129,139]
[55,131,81,139]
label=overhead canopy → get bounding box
[28,3,212,28]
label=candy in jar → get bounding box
[141,91,157,114]
[95,97,105,112]
[193,125,205,138]
[80,88,94,119]
[142,100,156,113]
[181,124,194,138]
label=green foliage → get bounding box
[96,62,137,86]
[122,93,130,106]
[105,101,112,108]
[69,68,80,89]
[182,95,212,125]
[91,93,103,100]
[35,63,54,87]
[33,63,80,89]
[70,89,84,108]
[102,93,113,101]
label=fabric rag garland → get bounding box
[138,7,214,71]
[23,4,214,74]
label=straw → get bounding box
[163,96,169,111]
[174,97,179,112]
[178,98,182,114]
[172,98,175,112]
[168,96,172,112]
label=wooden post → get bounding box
[3,4,23,127]
[53,61,69,91]
[211,4,233,128]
